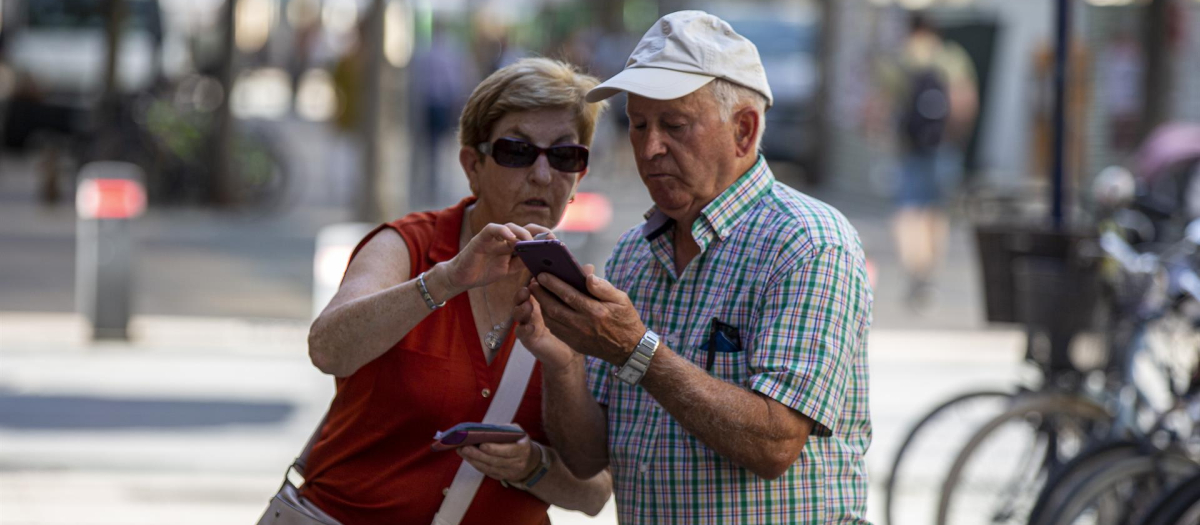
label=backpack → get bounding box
[901,67,950,154]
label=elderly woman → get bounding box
[302,58,611,524]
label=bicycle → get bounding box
[1022,228,1200,525]
[886,225,1111,525]
[931,225,1200,525]
[1140,469,1200,525]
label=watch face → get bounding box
[616,365,642,385]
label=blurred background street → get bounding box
[3,0,1200,523]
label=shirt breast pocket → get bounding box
[697,322,747,383]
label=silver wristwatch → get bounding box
[614,330,660,386]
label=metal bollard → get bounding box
[313,223,373,320]
[75,162,146,340]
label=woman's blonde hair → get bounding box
[458,58,607,151]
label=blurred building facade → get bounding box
[825,0,1200,221]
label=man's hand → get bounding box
[529,271,646,366]
[457,433,541,483]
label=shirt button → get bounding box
[442,487,450,496]
[481,388,491,398]
[638,463,649,474]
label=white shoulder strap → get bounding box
[432,340,537,525]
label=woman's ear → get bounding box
[460,145,483,196]
[733,107,760,158]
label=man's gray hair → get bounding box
[707,78,768,153]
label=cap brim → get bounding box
[586,68,716,103]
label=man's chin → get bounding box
[647,189,690,215]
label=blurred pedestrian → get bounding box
[515,11,873,524]
[301,58,611,524]
[877,13,978,310]
[411,19,475,204]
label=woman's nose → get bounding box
[529,154,553,185]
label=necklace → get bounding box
[462,204,510,351]
[479,283,511,351]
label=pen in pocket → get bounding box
[704,318,743,372]
[705,317,718,372]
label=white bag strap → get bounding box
[432,340,537,525]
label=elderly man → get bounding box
[513,10,872,524]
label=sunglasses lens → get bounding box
[546,146,589,172]
[489,139,588,172]
[491,139,538,168]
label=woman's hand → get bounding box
[513,264,593,374]
[457,433,541,483]
[443,223,551,292]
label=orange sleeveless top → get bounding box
[302,197,550,525]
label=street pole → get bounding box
[1141,0,1171,138]
[812,0,838,187]
[1051,0,1071,230]
[101,0,125,121]
[212,0,236,206]
[357,0,386,223]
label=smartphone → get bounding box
[514,239,592,296]
[431,422,526,451]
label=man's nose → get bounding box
[641,128,668,160]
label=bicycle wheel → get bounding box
[1026,441,1143,525]
[1042,450,1198,525]
[1133,470,1200,525]
[935,393,1112,525]
[884,389,1013,525]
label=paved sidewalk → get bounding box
[0,313,1027,524]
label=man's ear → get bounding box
[733,107,760,158]
[459,145,484,196]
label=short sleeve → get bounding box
[585,355,612,406]
[748,245,868,437]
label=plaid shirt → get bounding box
[588,157,873,524]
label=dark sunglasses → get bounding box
[478,137,589,173]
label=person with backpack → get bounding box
[878,13,979,310]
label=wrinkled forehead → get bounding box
[625,89,716,118]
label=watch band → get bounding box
[417,271,446,311]
[505,441,551,491]
[614,330,660,386]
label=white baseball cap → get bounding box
[586,10,773,108]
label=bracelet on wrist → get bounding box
[417,270,446,311]
[503,442,551,491]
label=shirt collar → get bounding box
[640,156,774,243]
